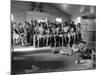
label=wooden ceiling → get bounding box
[11,0,96,17]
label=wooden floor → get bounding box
[11,48,94,75]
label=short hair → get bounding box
[18,23,22,26]
[80,40,86,44]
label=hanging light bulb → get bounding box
[77,17,81,23]
[56,18,62,23]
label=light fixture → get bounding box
[62,4,68,9]
[11,14,14,22]
[56,18,62,23]
[77,17,81,23]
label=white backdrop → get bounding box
[0,0,98,75]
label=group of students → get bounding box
[12,20,82,47]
